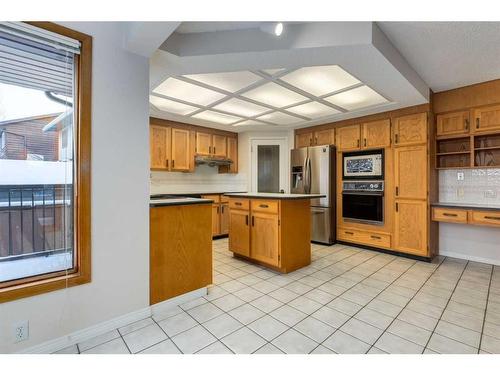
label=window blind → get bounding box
[0,22,80,96]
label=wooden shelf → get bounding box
[474,146,500,151]
[436,151,471,156]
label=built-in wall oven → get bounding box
[342,181,384,224]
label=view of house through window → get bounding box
[0,24,77,284]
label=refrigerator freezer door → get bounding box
[308,145,332,207]
[311,206,333,244]
[290,148,308,194]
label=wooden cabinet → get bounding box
[432,207,468,224]
[150,125,170,170]
[251,211,280,267]
[393,113,427,146]
[394,145,428,200]
[219,137,238,173]
[394,200,428,256]
[432,206,500,228]
[229,206,250,256]
[473,104,500,133]
[196,132,227,157]
[212,135,227,157]
[436,111,470,137]
[202,194,231,237]
[171,128,191,171]
[336,125,361,151]
[296,132,313,148]
[211,204,220,236]
[362,119,391,149]
[220,203,229,234]
[469,210,500,227]
[296,129,335,148]
[337,227,391,249]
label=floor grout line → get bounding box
[478,264,494,353]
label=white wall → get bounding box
[0,22,150,353]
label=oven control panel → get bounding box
[342,181,384,192]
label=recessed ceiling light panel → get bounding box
[149,95,198,115]
[153,77,225,106]
[280,65,360,96]
[242,82,308,108]
[256,111,302,125]
[183,71,262,93]
[233,120,268,127]
[324,85,388,110]
[213,98,269,117]
[286,101,340,119]
[262,68,285,76]
[192,110,242,125]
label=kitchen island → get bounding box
[224,193,325,273]
[150,197,213,305]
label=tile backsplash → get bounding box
[439,169,500,205]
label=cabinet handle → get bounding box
[172,160,175,168]
[364,138,367,147]
[217,206,219,214]
[315,137,318,145]
[396,203,399,212]
[209,146,212,154]
[345,231,354,235]
[235,202,242,206]
[245,215,249,225]
[371,235,381,240]
[357,139,360,148]
[484,216,500,221]
[464,118,469,130]
[396,186,399,196]
[443,213,458,217]
[213,147,216,154]
[259,204,269,208]
[166,159,169,168]
[252,216,255,226]
[395,133,399,144]
[476,118,480,129]
[221,205,224,213]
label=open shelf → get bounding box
[437,153,471,169]
[437,137,470,154]
[474,148,500,167]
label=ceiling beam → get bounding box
[123,22,180,58]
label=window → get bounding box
[0,22,91,302]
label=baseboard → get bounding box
[18,286,208,354]
[439,250,500,266]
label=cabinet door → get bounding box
[474,104,500,133]
[296,132,313,148]
[362,119,391,149]
[229,209,250,256]
[171,128,191,171]
[251,212,279,267]
[196,132,212,155]
[227,137,238,173]
[220,203,229,235]
[394,200,428,256]
[393,113,427,146]
[336,125,361,151]
[314,129,335,146]
[394,145,427,200]
[212,135,227,157]
[211,204,220,236]
[436,111,470,137]
[150,125,170,170]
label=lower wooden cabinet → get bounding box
[229,207,250,257]
[202,194,230,237]
[432,206,500,228]
[337,227,391,249]
[432,207,468,223]
[394,200,428,256]
[251,211,280,267]
[220,203,229,235]
[211,204,220,236]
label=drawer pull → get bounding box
[245,215,249,225]
[484,216,500,221]
[370,235,381,240]
[345,231,354,235]
[443,213,458,217]
[234,202,242,206]
[259,204,269,208]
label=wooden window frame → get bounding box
[0,22,92,303]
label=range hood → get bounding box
[195,155,233,167]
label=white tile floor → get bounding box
[55,238,500,354]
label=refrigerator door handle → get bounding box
[303,156,309,193]
[306,156,312,194]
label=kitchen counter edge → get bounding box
[431,202,500,212]
[224,193,326,200]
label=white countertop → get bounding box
[224,192,326,199]
[150,197,213,207]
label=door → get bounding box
[251,138,288,193]
[290,147,308,194]
[336,125,361,151]
[474,104,500,133]
[171,128,190,171]
[436,111,470,137]
[150,125,170,170]
[308,145,333,207]
[251,211,279,267]
[296,132,312,148]
[394,145,427,200]
[362,119,391,149]
[394,113,427,146]
[211,204,220,236]
[314,129,335,146]
[229,209,250,256]
[220,203,229,235]
[212,135,227,157]
[394,200,428,256]
[196,132,212,155]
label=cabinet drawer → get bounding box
[338,227,391,249]
[337,228,364,243]
[229,198,249,210]
[470,211,500,227]
[432,207,468,223]
[220,195,229,203]
[251,199,279,214]
[202,194,220,203]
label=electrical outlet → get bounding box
[457,172,464,181]
[457,187,464,198]
[14,321,29,343]
[485,190,497,199]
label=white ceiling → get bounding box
[176,22,263,34]
[377,22,500,93]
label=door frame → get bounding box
[250,137,289,193]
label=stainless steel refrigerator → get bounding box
[290,145,336,245]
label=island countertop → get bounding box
[223,192,326,199]
[150,197,213,207]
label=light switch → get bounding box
[457,172,464,181]
[457,188,464,198]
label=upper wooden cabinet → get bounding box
[393,113,427,146]
[436,111,470,137]
[362,119,391,149]
[296,129,335,148]
[171,128,191,171]
[394,145,428,200]
[219,137,238,174]
[150,125,170,170]
[473,104,500,133]
[212,134,227,157]
[336,125,361,151]
[196,132,212,155]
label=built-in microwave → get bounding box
[342,149,384,180]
